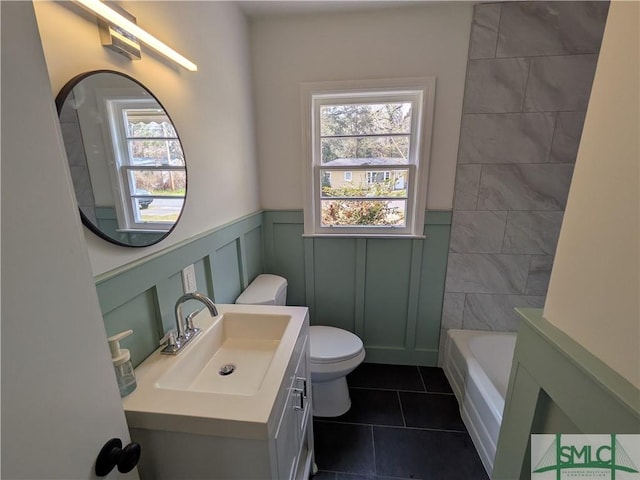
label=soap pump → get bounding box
[108,330,137,397]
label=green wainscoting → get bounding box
[96,209,452,368]
[95,211,265,367]
[264,210,452,366]
[493,308,640,479]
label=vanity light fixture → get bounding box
[73,0,198,72]
[98,6,142,61]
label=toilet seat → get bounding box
[310,326,363,364]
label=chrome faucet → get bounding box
[161,292,218,355]
[175,292,218,339]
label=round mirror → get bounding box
[56,70,187,247]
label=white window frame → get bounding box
[344,171,352,182]
[301,78,435,237]
[100,95,185,232]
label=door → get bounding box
[1,2,136,478]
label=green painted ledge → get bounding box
[493,308,640,479]
[517,308,639,415]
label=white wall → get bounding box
[544,1,640,389]
[1,3,133,477]
[33,1,259,276]
[250,4,473,210]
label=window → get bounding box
[366,171,391,184]
[106,99,186,231]
[302,78,435,236]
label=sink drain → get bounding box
[219,364,236,376]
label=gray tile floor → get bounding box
[312,364,488,480]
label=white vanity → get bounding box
[123,304,314,479]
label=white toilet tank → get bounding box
[236,274,287,306]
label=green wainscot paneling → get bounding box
[312,238,358,332]
[415,221,452,353]
[493,308,640,479]
[102,289,160,368]
[263,211,307,307]
[363,238,412,349]
[243,225,264,286]
[97,209,451,368]
[263,210,452,366]
[211,239,243,304]
[95,211,265,367]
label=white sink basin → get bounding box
[122,303,309,439]
[156,312,290,395]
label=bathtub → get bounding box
[443,329,517,476]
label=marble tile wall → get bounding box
[59,99,96,221]
[439,1,608,360]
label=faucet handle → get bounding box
[185,309,201,331]
[159,330,177,347]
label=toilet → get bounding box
[236,274,365,417]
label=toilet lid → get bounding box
[235,274,287,305]
[310,326,363,364]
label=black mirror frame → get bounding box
[55,70,188,248]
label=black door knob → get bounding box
[95,438,141,476]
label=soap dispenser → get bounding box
[108,330,137,397]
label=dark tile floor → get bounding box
[312,363,489,480]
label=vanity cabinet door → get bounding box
[293,340,310,439]
[274,334,310,480]
[292,341,313,480]
[274,377,299,480]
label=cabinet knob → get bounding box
[95,438,141,476]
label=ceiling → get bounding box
[237,1,453,18]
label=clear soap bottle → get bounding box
[108,330,137,397]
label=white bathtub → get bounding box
[443,329,517,477]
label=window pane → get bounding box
[320,103,411,136]
[130,170,186,196]
[135,197,184,224]
[125,110,178,137]
[128,139,185,166]
[320,169,408,198]
[321,199,406,227]
[321,136,409,165]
